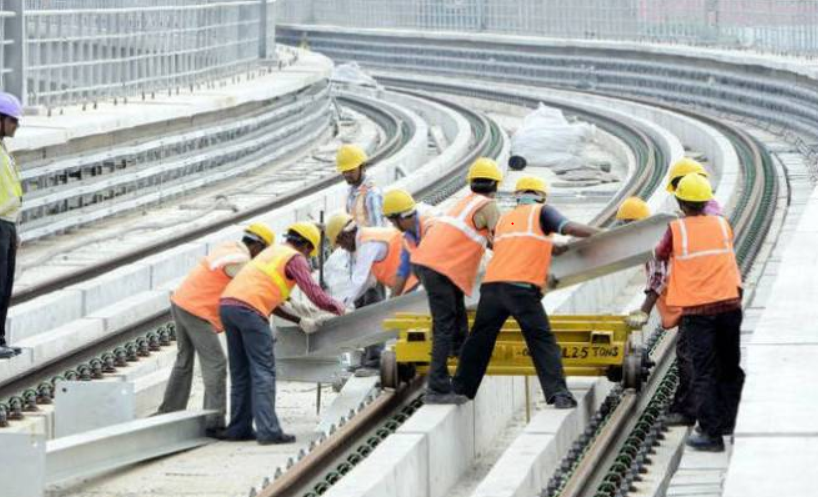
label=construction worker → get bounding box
[157,224,274,436]
[382,189,432,296]
[336,144,387,366]
[410,158,504,404]
[337,144,385,228]
[219,223,345,445]
[451,176,600,408]
[618,198,691,427]
[665,158,722,216]
[654,174,744,452]
[0,92,22,360]
[325,212,410,304]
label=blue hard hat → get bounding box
[0,92,22,119]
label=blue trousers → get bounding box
[220,305,283,441]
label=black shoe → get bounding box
[223,430,257,442]
[258,433,296,445]
[0,346,18,359]
[424,391,470,405]
[665,412,696,427]
[206,428,228,440]
[686,431,725,452]
[695,424,733,436]
[550,393,578,409]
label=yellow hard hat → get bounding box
[383,189,417,217]
[244,222,275,247]
[667,158,708,192]
[288,222,321,257]
[675,173,714,202]
[336,144,368,173]
[616,197,651,221]
[467,157,503,183]
[325,212,354,247]
[514,176,548,195]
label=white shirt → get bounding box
[343,239,388,306]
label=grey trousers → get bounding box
[158,303,227,430]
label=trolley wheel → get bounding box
[380,350,399,389]
[398,363,417,384]
[623,348,644,391]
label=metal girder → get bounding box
[548,214,675,289]
[46,411,212,486]
[276,214,673,361]
[277,357,347,383]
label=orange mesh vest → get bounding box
[172,242,249,332]
[666,216,742,308]
[411,193,491,296]
[221,245,299,317]
[484,204,553,287]
[656,291,682,329]
[402,215,434,257]
[358,227,403,288]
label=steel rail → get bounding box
[10,94,407,307]
[552,107,778,497]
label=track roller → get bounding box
[380,349,399,389]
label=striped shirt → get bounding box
[346,176,385,227]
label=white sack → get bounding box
[510,103,596,168]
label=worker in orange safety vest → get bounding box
[410,158,505,404]
[382,189,434,297]
[654,173,743,452]
[158,223,274,436]
[450,176,599,408]
[218,222,345,445]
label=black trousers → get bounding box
[0,220,17,348]
[669,324,695,418]
[355,284,386,367]
[453,282,569,402]
[415,265,468,394]
[683,308,745,436]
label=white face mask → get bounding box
[516,192,546,205]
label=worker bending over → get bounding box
[411,158,504,404]
[326,212,411,305]
[0,93,23,360]
[655,174,744,452]
[159,223,274,436]
[219,223,345,444]
[451,177,600,408]
[382,189,432,296]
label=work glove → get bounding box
[626,310,649,329]
[299,317,320,335]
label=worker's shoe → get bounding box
[665,412,696,427]
[425,391,469,405]
[0,346,18,359]
[206,428,228,440]
[695,424,733,436]
[258,433,296,445]
[686,431,725,452]
[549,392,578,409]
[222,430,257,442]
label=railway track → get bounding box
[244,79,674,497]
[0,89,500,424]
[545,104,778,497]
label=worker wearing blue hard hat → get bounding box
[0,92,23,360]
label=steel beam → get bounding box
[46,411,212,485]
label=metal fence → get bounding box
[0,0,276,108]
[278,0,818,59]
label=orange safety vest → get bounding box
[411,193,491,296]
[358,227,403,288]
[402,215,434,257]
[349,180,375,227]
[171,242,250,332]
[484,204,553,287]
[221,244,299,317]
[666,216,742,308]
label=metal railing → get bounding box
[277,0,818,59]
[0,0,276,108]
